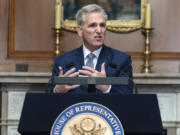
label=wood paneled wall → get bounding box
[8,0,55,58]
[0,0,180,73]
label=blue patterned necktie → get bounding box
[86,53,96,68]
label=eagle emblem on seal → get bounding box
[70,117,106,135]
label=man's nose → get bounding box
[96,25,102,33]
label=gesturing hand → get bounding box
[54,66,80,93]
[78,63,110,92]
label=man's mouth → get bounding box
[94,36,102,41]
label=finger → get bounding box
[101,62,105,73]
[54,84,65,93]
[58,66,63,77]
[79,70,92,76]
[78,75,88,77]
[64,68,76,76]
[63,85,72,93]
[69,72,79,77]
[71,84,80,89]
[65,84,80,92]
[82,66,96,72]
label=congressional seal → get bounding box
[50,102,124,135]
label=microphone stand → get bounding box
[88,84,96,93]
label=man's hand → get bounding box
[54,66,80,93]
[78,63,110,92]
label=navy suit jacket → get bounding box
[50,45,133,94]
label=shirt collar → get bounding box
[83,45,102,59]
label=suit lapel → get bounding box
[74,46,84,70]
[96,45,113,72]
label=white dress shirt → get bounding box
[83,45,111,93]
[83,45,102,69]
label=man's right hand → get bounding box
[54,66,80,93]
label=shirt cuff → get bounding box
[103,85,111,93]
[53,86,57,93]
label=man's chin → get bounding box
[93,44,103,48]
[94,41,104,46]
[85,42,104,51]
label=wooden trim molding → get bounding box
[8,0,54,59]
[151,52,180,59]
[129,52,180,59]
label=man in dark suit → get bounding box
[50,4,133,93]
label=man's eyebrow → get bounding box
[88,23,96,26]
[100,23,106,26]
[88,22,106,26]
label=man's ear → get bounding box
[76,25,83,37]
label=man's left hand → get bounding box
[78,63,110,92]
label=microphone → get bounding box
[108,62,137,94]
[55,62,75,76]
[64,62,75,69]
[109,62,117,69]
[48,62,75,92]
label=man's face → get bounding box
[77,12,106,51]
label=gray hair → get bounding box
[75,4,108,25]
